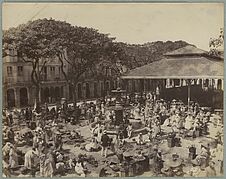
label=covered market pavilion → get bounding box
[121,45,224,108]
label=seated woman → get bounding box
[136,133,145,145]
[152,120,161,139]
[193,117,203,137]
[75,159,86,177]
[195,145,210,169]
[187,159,201,176]
[171,110,182,132]
[70,130,81,139]
[85,138,99,152]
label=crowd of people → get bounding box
[2,91,224,177]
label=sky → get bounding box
[2,3,224,50]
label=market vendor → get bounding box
[171,110,183,131]
[187,159,206,177]
[9,144,18,168]
[132,151,146,175]
[101,130,110,157]
[126,123,133,138]
[40,149,56,177]
[70,130,81,139]
[152,148,163,174]
[210,143,223,174]
[196,108,205,121]
[85,137,99,152]
[193,116,202,132]
[24,147,38,170]
[75,157,86,177]
[161,165,173,177]
[195,144,210,169]
[151,119,161,139]
[164,153,183,176]
[205,160,216,177]
[33,132,39,148]
[17,167,34,177]
[53,131,63,151]
[184,111,194,130]
[136,133,144,145]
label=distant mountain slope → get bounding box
[117,40,193,69]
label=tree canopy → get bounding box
[3,18,123,104]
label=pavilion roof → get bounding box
[121,46,224,79]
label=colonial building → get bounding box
[3,48,69,108]
[3,48,119,108]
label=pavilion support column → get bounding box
[187,79,191,108]
[144,79,146,92]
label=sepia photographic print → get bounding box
[2,2,224,178]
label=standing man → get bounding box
[156,86,160,101]
[100,130,110,157]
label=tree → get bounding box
[3,19,74,103]
[209,28,224,57]
[57,27,124,106]
[3,18,123,108]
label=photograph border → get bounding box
[0,0,225,179]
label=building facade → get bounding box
[3,48,119,109]
[3,48,69,108]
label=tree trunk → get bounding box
[71,83,78,124]
[72,85,77,108]
[35,85,41,103]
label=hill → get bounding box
[117,40,193,70]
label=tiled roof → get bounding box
[122,46,224,79]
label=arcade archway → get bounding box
[19,88,28,107]
[7,89,15,108]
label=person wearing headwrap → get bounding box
[205,160,216,177]
[126,123,133,138]
[101,130,110,157]
[184,111,194,130]
[85,137,99,152]
[188,159,202,176]
[43,150,56,177]
[24,147,38,169]
[75,156,86,177]
[9,145,18,168]
[136,133,144,145]
[171,110,182,131]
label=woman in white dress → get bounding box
[75,160,86,177]
[184,112,194,130]
[24,148,37,169]
[9,145,18,168]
